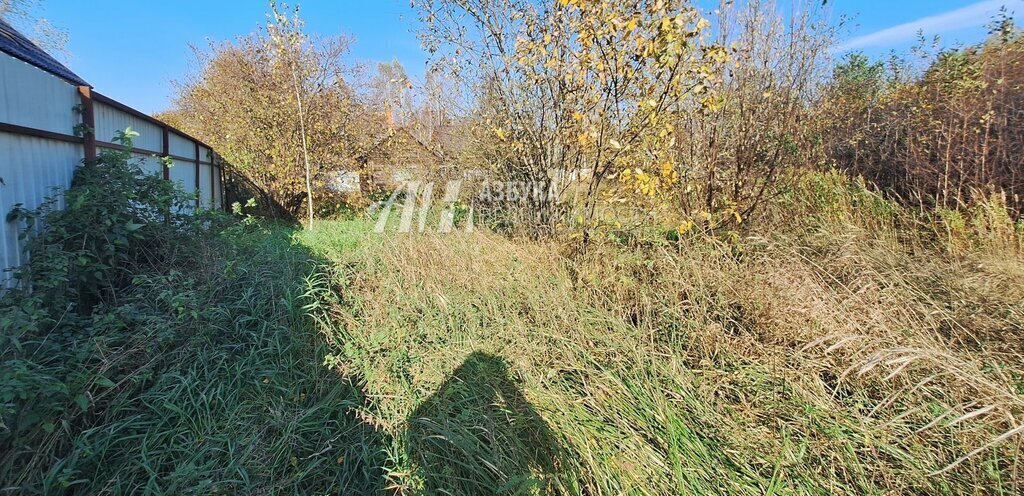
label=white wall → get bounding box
[0,52,224,286]
[94,101,162,151]
[0,134,82,281]
[0,55,79,134]
[131,152,165,178]
[199,163,214,210]
[0,55,84,285]
[168,131,194,159]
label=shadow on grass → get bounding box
[0,221,401,493]
[405,352,567,494]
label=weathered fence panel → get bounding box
[0,19,226,286]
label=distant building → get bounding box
[354,126,449,193]
[328,170,361,193]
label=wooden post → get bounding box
[208,149,216,210]
[161,126,170,180]
[219,162,227,211]
[194,141,201,210]
[77,86,96,163]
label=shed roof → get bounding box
[0,18,90,87]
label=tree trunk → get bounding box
[292,69,314,228]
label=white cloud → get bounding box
[836,0,1019,53]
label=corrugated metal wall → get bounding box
[94,102,163,151]
[0,55,83,284]
[132,152,164,178]
[168,131,194,158]
[0,53,224,286]
[0,135,82,277]
[93,107,222,213]
[0,54,79,133]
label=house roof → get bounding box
[360,126,446,163]
[0,18,90,87]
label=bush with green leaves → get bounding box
[0,131,381,493]
[1,130,205,438]
[5,129,201,313]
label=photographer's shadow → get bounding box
[405,352,566,494]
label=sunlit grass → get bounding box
[6,172,1021,494]
[297,172,1024,494]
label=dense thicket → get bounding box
[416,1,1022,234]
[823,19,1024,213]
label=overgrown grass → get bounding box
[0,142,384,494]
[298,170,1024,494]
[5,167,1021,494]
[0,223,385,494]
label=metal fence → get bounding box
[0,49,225,285]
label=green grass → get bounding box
[4,172,1022,494]
[1,224,384,494]
[297,222,836,494]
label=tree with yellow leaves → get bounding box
[415,0,726,236]
[165,2,384,220]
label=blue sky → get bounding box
[30,0,1023,115]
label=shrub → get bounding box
[0,131,215,480]
[822,20,1024,214]
[1,132,381,493]
[5,129,203,314]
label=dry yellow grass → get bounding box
[299,171,1024,494]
